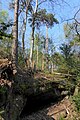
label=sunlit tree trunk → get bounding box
[30,16,35,68]
[51,61,53,73]
[30,0,38,68]
[45,25,49,70]
[12,0,19,74]
[42,54,44,71]
[45,25,48,53]
[37,45,38,69]
[42,47,45,71]
[22,0,31,58]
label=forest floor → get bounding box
[0,59,80,120]
[19,70,80,120]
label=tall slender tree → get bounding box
[22,0,31,58]
[12,0,19,74]
[42,13,58,69]
[29,8,58,68]
[29,0,38,68]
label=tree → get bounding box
[0,10,12,58]
[60,43,74,74]
[21,0,31,58]
[29,0,38,68]
[63,16,80,85]
[41,12,58,69]
[34,33,40,69]
[10,0,59,69]
[29,7,58,68]
[12,0,19,74]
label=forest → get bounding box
[0,0,80,120]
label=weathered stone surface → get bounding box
[20,97,78,120]
[21,110,54,120]
[3,94,27,120]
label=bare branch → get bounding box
[75,23,80,40]
[74,8,80,24]
[38,0,46,6]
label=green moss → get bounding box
[20,84,29,91]
[0,86,7,94]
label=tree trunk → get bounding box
[45,25,48,54]
[51,61,53,73]
[30,0,38,68]
[45,25,49,70]
[42,52,44,71]
[12,0,19,74]
[22,24,25,55]
[30,16,35,68]
[22,0,31,58]
[37,45,38,69]
[41,41,45,71]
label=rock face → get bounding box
[0,59,27,120]
[3,94,27,120]
[21,110,54,120]
[0,82,27,120]
[20,97,77,120]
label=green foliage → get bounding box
[0,10,13,58]
[72,93,80,112]
[38,9,59,27]
[71,56,80,76]
[59,44,74,73]
[64,23,80,47]
[13,82,30,95]
[63,23,76,41]
[59,115,65,120]
[51,52,63,65]
[60,44,72,60]
[0,10,8,23]
[0,86,7,94]
[18,53,25,68]
[19,84,29,94]
[28,8,58,29]
[63,23,80,86]
[18,43,26,68]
